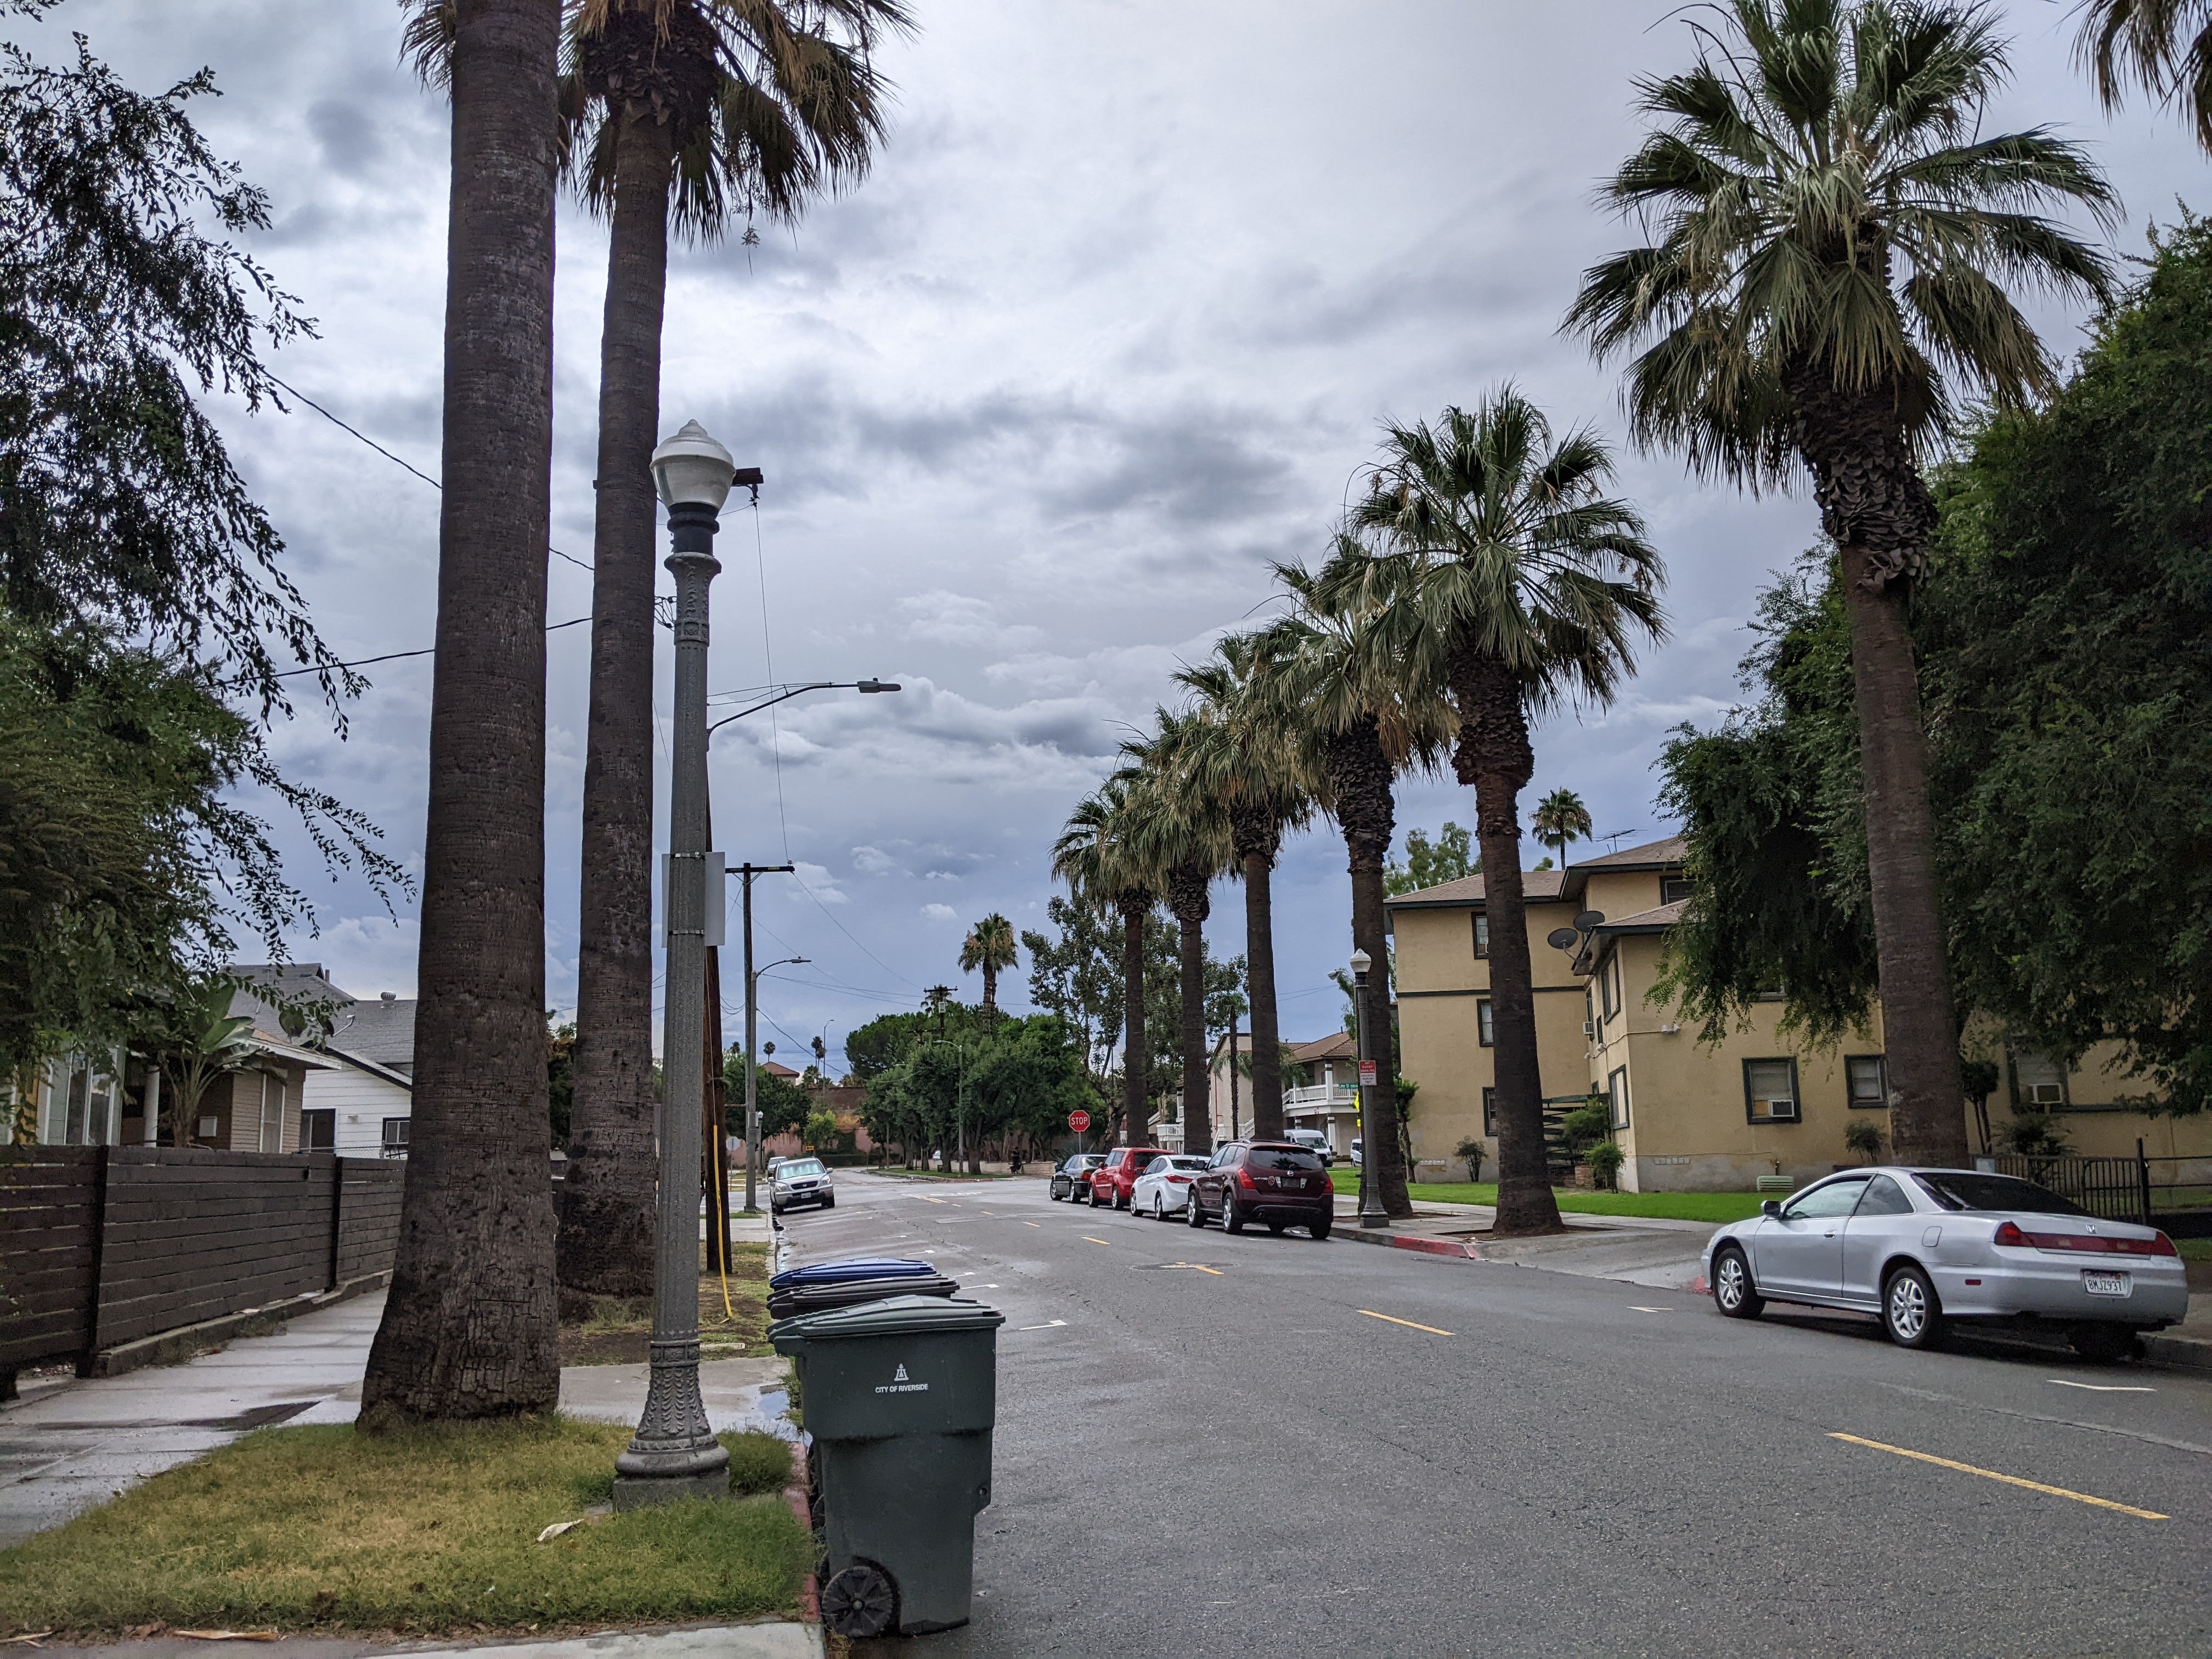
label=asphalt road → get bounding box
[788,1171,2210,1659]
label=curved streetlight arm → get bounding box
[708,680,900,737]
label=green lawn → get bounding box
[0,1420,808,1638]
[1327,1173,1767,1224]
[2177,1237,2212,1262]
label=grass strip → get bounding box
[562,1241,773,1365]
[0,1420,807,1639]
[1328,1177,1768,1223]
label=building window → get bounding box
[1477,999,1494,1047]
[257,1072,285,1154]
[1743,1058,1800,1122]
[381,1118,410,1159]
[2011,1047,2069,1108]
[1660,874,1694,906]
[1846,1054,1887,1109]
[1600,956,1619,1022]
[301,1109,336,1152]
[1607,1066,1630,1131]
[1482,1087,1498,1135]
[1472,913,1489,959]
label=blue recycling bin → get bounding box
[766,1256,957,1321]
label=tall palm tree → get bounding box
[1531,787,1592,871]
[1356,390,1663,1236]
[1564,0,2115,1166]
[1052,775,1156,1146]
[1271,540,1456,1217]
[960,913,1018,1017]
[556,0,902,1298]
[363,0,565,1425]
[2079,0,2212,149]
[1119,711,1235,1159]
[1173,634,1318,1143]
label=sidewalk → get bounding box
[33,1624,822,1659]
[1333,1190,1720,1291]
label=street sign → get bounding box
[1068,1109,1092,1133]
[1358,1060,1378,1087]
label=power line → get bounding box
[272,613,592,677]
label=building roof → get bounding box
[1567,835,1687,872]
[229,962,416,1076]
[761,1060,801,1079]
[1384,867,1568,910]
[1287,1031,1355,1063]
[1573,899,1688,973]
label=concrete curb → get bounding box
[784,1443,820,1624]
[2142,1329,2212,1373]
[83,1270,392,1379]
[1339,1228,1483,1259]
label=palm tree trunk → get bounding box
[1327,719,1411,1216]
[557,103,674,1304]
[1788,369,1968,1166]
[1450,645,1562,1236]
[981,966,997,1019]
[362,0,563,1425]
[1838,547,1967,1164]
[1119,894,1148,1146]
[1167,859,1212,1158]
[1237,835,1285,1142]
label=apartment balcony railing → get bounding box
[1284,1083,1358,1112]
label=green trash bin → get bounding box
[770,1293,1006,1638]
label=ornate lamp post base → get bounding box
[612,1339,730,1510]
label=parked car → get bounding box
[1132,1154,1213,1218]
[1703,1166,2188,1358]
[1088,1145,1168,1210]
[1348,1138,1363,1166]
[1285,1127,1334,1166]
[1051,1153,1106,1201]
[770,1156,834,1216]
[1187,1141,1333,1239]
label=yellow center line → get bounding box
[1081,1236,1112,1246]
[1022,1220,1041,1227]
[1189,1265,1224,1276]
[1358,1308,1454,1336]
[1827,1433,2167,1521]
[918,1196,946,1205]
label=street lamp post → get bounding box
[613,420,739,1509]
[1350,948,1389,1231]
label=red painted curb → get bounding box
[1689,1276,1708,1296]
[1339,1227,1482,1259]
[783,1442,819,1622]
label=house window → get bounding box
[1599,957,1618,1022]
[2012,1048,2068,1108]
[1472,914,1489,959]
[381,1118,410,1159]
[257,1073,285,1154]
[301,1109,336,1151]
[1482,1086,1498,1135]
[1743,1058,1800,1122]
[1607,1066,1630,1131]
[1477,999,1494,1047]
[1846,1054,1887,1109]
[1660,874,1694,906]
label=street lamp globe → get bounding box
[650,419,737,511]
[1349,948,1372,977]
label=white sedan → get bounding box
[1703,1165,2188,1359]
[1131,1154,1212,1219]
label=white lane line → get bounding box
[2049,1379,2157,1392]
[1628,1306,1674,1313]
[1016,1319,1068,1331]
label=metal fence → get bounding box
[1989,1147,2212,1235]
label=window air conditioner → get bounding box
[1581,1021,1595,1036]
[1768,1098,1798,1121]
[2025,1083,2064,1105]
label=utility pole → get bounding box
[1228,1015,1240,1141]
[731,863,795,1213]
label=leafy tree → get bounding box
[721,1048,811,1139]
[1023,898,1124,1088]
[2079,0,2212,149]
[1530,789,1592,871]
[1843,1118,1885,1164]
[1383,822,1474,898]
[1567,0,2116,1166]
[546,1015,577,1148]
[148,974,256,1147]
[1354,389,1663,1237]
[959,912,1019,1017]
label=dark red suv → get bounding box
[1086,1145,1166,1210]
[1187,1142,1332,1239]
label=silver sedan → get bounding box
[1703,1166,2188,1360]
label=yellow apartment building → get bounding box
[1387,836,2212,1190]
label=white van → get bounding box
[1284,1127,1334,1166]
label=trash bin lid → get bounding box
[770,1293,1006,1348]
[769,1256,941,1291]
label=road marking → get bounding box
[1154,1262,1226,1275]
[919,1196,946,1205]
[1017,1319,1069,1331]
[1022,1221,1041,1228]
[2049,1379,2157,1393]
[1358,1309,1453,1336]
[1628,1306,1674,1313]
[1081,1236,1112,1246]
[1827,1432,2167,1520]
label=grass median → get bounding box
[561,1240,773,1365]
[1328,1175,1764,1224]
[0,1419,808,1639]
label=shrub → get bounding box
[1842,1118,1886,1164]
[1585,1141,1625,1191]
[1560,1098,1611,1155]
[1454,1137,1485,1182]
[2000,1111,2070,1158]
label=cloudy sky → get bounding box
[28,0,2206,1070]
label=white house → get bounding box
[230,965,414,1158]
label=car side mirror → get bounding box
[1760,1199,1783,1218]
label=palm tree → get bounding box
[1271,540,1456,1217]
[1531,788,1592,871]
[151,975,257,1148]
[2079,0,2212,149]
[1564,0,2115,1166]
[364,0,565,1425]
[556,0,902,1299]
[1355,389,1663,1236]
[1173,634,1318,1143]
[960,913,1018,1017]
[1119,711,1235,1159]
[1052,775,1156,1146]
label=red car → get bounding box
[1187,1141,1333,1239]
[1086,1145,1167,1210]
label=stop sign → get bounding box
[1067,1109,1092,1133]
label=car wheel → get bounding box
[2068,1323,2138,1363]
[1050,1184,1063,1201]
[823,1194,835,1209]
[1152,1193,1166,1220]
[1074,1185,1088,1205]
[1187,1192,1206,1228]
[1310,1218,1331,1240]
[1223,1194,1245,1235]
[1114,1190,1130,1211]
[1712,1246,1763,1319]
[1882,1264,1945,1350]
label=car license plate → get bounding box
[2081,1270,2130,1297]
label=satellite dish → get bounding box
[1573,911,1605,932]
[1545,927,1581,952]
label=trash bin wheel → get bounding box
[822,1561,899,1639]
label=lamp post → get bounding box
[1350,948,1389,1231]
[613,420,738,1510]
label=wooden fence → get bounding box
[0,1147,403,1384]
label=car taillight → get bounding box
[1993,1221,2026,1248]
[1237,1167,1256,1190]
[1994,1220,2176,1256]
[1168,1175,1190,1184]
